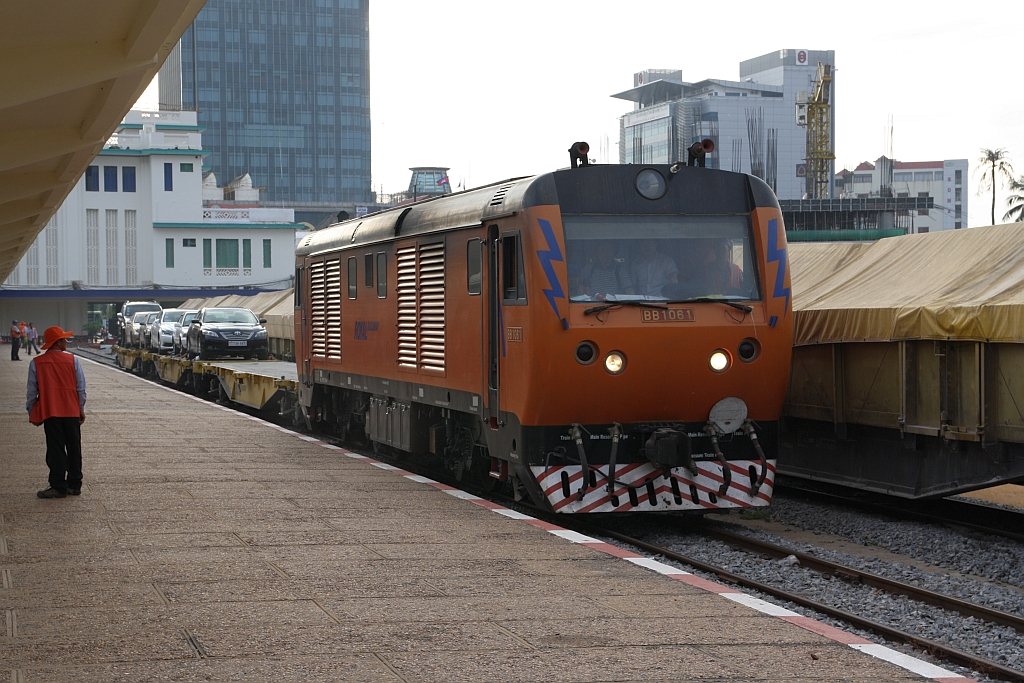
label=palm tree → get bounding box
[1004,176,1024,222]
[976,148,1015,225]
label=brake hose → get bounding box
[743,421,768,496]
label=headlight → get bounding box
[604,351,626,374]
[254,329,268,338]
[202,329,219,338]
[635,168,667,200]
[709,350,731,373]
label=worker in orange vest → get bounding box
[26,326,87,498]
[9,318,21,361]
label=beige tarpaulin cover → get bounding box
[791,223,1024,345]
[262,295,294,341]
[177,290,292,321]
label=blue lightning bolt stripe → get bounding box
[767,218,790,316]
[536,218,567,327]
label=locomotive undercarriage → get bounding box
[303,378,778,513]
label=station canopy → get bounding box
[790,223,1024,345]
[0,0,205,282]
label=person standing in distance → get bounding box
[9,319,21,361]
[27,326,87,498]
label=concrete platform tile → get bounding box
[420,571,694,598]
[0,582,163,610]
[168,599,341,629]
[704,643,926,680]
[495,615,834,649]
[0,634,196,668]
[361,540,601,561]
[113,532,249,550]
[192,620,523,658]
[296,575,447,600]
[159,578,308,604]
[381,644,747,683]
[321,594,626,624]
[599,592,760,618]
[268,557,520,581]
[15,653,402,682]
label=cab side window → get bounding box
[467,239,482,295]
[501,233,527,304]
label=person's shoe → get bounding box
[67,488,81,495]
[37,487,66,498]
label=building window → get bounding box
[85,166,99,192]
[166,238,175,268]
[348,256,357,299]
[853,174,872,184]
[180,162,194,172]
[125,210,137,286]
[242,238,251,268]
[918,192,929,217]
[376,252,386,298]
[955,188,962,202]
[164,162,173,191]
[86,209,99,284]
[955,205,962,219]
[467,239,481,295]
[105,209,119,285]
[203,239,212,268]
[216,239,239,267]
[955,221,962,229]
[183,238,196,247]
[914,172,933,182]
[104,166,118,192]
[45,218,58,285]
[122,166,136,192]
[263,239,271,268]
[934,171,943,180]
[955,170,962,185]
[894,172,913,182]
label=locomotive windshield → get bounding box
[562,214,760,303]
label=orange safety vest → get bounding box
[9,324,20,338]
[29,350,81,423]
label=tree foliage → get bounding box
[976,148,1015,225]
[1005,176,1024,223]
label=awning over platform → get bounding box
[790,223,1024,344]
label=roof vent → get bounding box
[489,183,514,207]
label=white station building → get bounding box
[1,109,301,334]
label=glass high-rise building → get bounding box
[177,0,371,205]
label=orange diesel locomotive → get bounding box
[294,143,793,513]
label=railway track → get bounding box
[579,521,1024,683]
[777,478,1024,544]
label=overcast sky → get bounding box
[141,0,1020,227]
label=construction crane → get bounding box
[796,62,834,199]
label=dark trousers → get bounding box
[25,339,38,355]
[10,337,19,360]
[43,417,82,491]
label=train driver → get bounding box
[581,241,634,299]
[630,239,678,297]
[703,239,744,293]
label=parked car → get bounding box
[172,310,199,355]
[149,309,186,354]
[138,311,160,348]
[127,312,150,347]
[187,307,269,360]
[117,301,161,345]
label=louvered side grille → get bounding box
[324,258,342,359]
[489,183,514,206]
[417,242,445,371]
[396,244,418,369]
[309,260,326,357]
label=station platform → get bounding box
[0,350,971,682]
